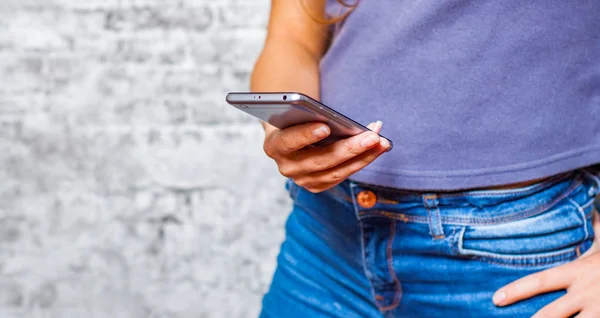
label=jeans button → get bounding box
[357,190,377,208]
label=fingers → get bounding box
[576,310,598,318]
[265,122,331,156]
[368,120,391,150]
[532,294,581,318]
[265,121,390,189]
[494,263,576,307]
[286,128,388,175]
[265,120,386,158]
[293,143,388,192]
[493,252,600,317]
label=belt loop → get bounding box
[422,194,445,239]
[349,181,362,220]
[583,169,600,197]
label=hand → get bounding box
[263,121,391,193]
[493,217,600,318]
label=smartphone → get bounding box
[225,92,393,149]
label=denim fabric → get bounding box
[260,169,600,317]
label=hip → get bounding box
[282,168,600,316]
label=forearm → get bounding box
[252,0,330,131]
[251,37,322,98]
[250,37,323,131]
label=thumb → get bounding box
[367,120,383,133]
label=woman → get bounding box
[251,1,600,317]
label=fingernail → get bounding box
[380,138,390,149]
[375,121,383,130]
[313,126,329,138]
[492,291,506,306]
[361,134,379,148]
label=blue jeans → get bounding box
[260,169,600,317]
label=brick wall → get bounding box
[0,1,289,317]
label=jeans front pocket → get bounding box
[455,182,597,267]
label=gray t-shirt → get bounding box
[320,0,600,190]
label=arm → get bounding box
[251,0,329,134]
[251,0,328,99]
[250,0,390,193]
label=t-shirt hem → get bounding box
[349,146,600,191]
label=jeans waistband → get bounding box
[350,172,580,207]
[337,169,600,225]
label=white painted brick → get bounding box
[0,0,281,317]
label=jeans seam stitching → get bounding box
[442,178,582,225]
[468,245,589,267]
[455,228,593,267]
[434,207,445,239]
[353,172,571,198]
[446,179,582,225]
[568,197,590,240]
[357,178,582,225]
[425,205,434,237]
[330,188,354,203]
[359,211,427,223]
[457,244,589,267]
[350,182,381,313]
[379,220,401,312]
[444,173,570,197]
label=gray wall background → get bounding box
[0,1,289,317]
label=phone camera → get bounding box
[283,95,287,101]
